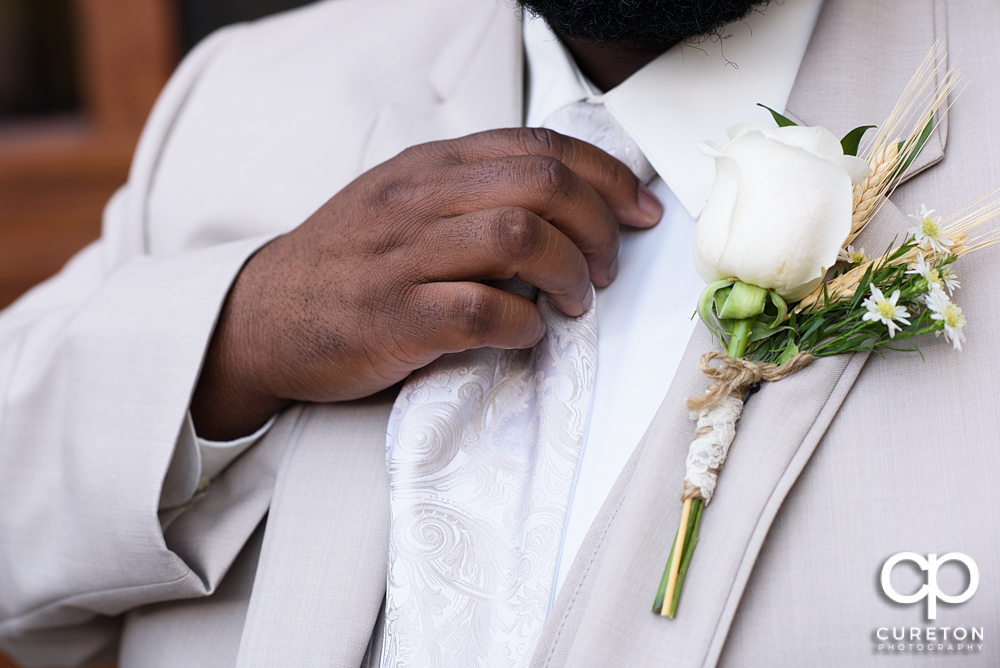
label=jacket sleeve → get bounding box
[0,25,288,668]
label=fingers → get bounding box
[440,157,619,287]
[421,207,593,316]
[433,127,663,228]
[411,282,547,353]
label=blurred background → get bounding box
[0,0,316,311]
[0,0,315,665]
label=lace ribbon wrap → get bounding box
[683,394,743,503]
[681,351,813,503]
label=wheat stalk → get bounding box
[797,193,1000,312]
[844,42,961,246]
[793,44,968,312]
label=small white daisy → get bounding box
[921,283,945,309]
[940,265,961,294]
[924,286,967,350]
[907,204,953,254]
[906,252,933,281]
[861,285,910,338]
[905,253,946,292]
[838,244,867,265]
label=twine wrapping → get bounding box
[686,351,814,413]
[681,351,813,503]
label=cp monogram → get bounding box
[881,552,979,620]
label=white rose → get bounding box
[693,123,871,302]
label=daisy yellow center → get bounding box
[922,216,942,238]
[943,302,965,328]
[848,250,866,264]
[928,268,942,286]
[876,300,896,319]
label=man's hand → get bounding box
[191,128,662,440]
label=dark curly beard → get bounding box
[517,0,769,46]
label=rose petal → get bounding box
[714,131,853,300]
[763,125,844,158]
[697,139,725,158]
[693,143,743,283]
[829,154,873,185]
[725,122,765,141]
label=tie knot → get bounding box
[542,100,656,183]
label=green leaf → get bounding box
[713,286,733,315]
[849,263,875,309]
[696,279,735,345]
[775,340,799,365]
[892,112,934,180]
[840,125,876,156]
[766,291,788,328]
[748,323,792,343]
[757,103,797,128]
[822,333,875,356]
[888,242,911,262]
[717,282,768,320]
[797,316,827,347]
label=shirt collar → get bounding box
[523,0,824,218]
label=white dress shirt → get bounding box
[521,2,823,594]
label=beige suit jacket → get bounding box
[1,0,997,666]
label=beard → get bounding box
[517,0,769,47]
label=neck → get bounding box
[559,35,673,91]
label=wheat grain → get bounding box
[848,142,899,244]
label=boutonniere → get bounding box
[653,45,999,618]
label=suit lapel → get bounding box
[532,330,869,668]
[360,0,523,172]
[234,396,396,668]
[532,1,946,667]
[784,0,948,180]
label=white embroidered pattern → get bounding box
[382,100,649,667]
[383,291,598,668]
[683,394,744,504]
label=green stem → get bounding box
[667,498,704,618]
[653,288,762,619]
[727,317,754,358]
[653,498,704,615]
[809,320,873,354]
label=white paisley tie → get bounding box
[382,101,654,668]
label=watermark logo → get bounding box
[881,552,979,620]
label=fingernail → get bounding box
[583,285,594,311]
[638,183,663,223]
[608,257,620,282]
